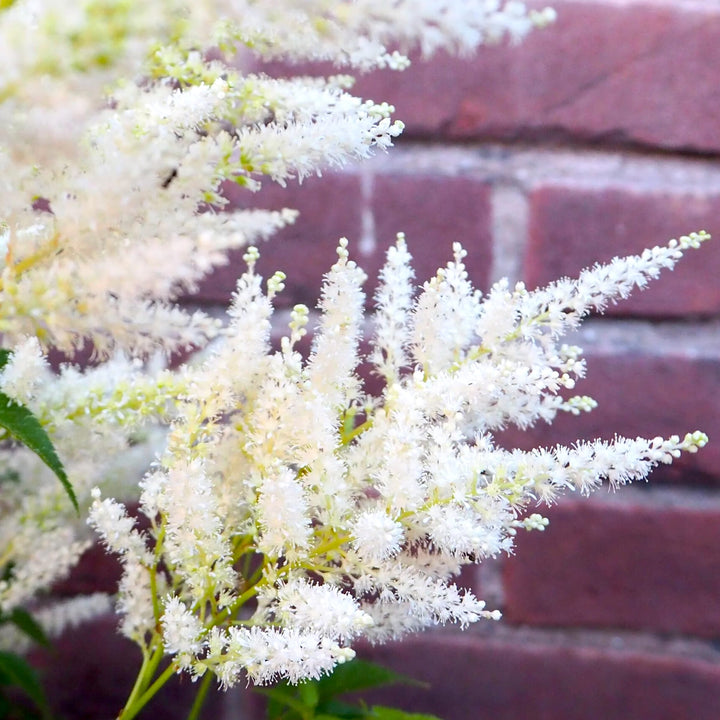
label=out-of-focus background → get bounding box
[41,1,720,717]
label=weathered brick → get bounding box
[194,172,363,308]
[525,185,720,316]
[30,615,227,720]
[371,173,493,294]
[361,631,720,720]
[497,350,720,486]
[503,498,720,637]
[352,0,720,153]
[51,543,122,597]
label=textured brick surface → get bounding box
[51,543,122,597]
[497,350,720,485]
[353,0,720,153]
[361,632,720,720]
[30,615,227,720]
[503,499,720,636]
[195,172,363,308]
[525,185,720,316]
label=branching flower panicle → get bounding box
[91,232,708,691]
[0,2,711,718]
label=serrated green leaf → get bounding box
[0,351,11,371]
[8,610,49,649]
[0,391,77,512]
[0,651,48,713]
[315,660,425,704]
[370,706,444,720]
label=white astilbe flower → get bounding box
[357,563,497,640]
[351,510,405,563]
[256,468,312,558]
[202,625,355,687]
[3,0,713,703]
[0,0,555,363]
[0,526,90,613]
[487,234,709,355]
[162,596,207,670]
[0,593,114,654]
[307,238,367,410]
[0,336,49,403]
[85,231,709,689]
[426,504,508,559]
[149,459,237,605]
[0,345,186,444]
[371,232,415,383]
[0,347,170,622]
[270,579,374,641]
[200,251,276,411]
[411,242,482,374]
[117,556,158,643]
[214,0,556,70]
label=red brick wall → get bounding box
[44,1,720,717]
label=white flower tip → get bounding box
[683,430,708,451]
[532,7,558,27]
[335,647,356,664]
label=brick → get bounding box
[503,499,720,637]
[193,172,363,308]
[525,185,720,316]
[371,173,493,295]
[497,350,720,486]
[360,631,720,720]
[51,542,122,597]
[352,0,720,153]
[30,615,226,720]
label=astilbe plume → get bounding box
[0,0,710,716]
[88,231,709,690]
[0,0,555,633]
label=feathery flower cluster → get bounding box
[88,231,708,689]
[0,1,710,717]
[1,0,546,630]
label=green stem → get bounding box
[186,671,214,720]
[120,661,177,720]
[310,534,350,557]
[149,524,167,626]
[120,647,154,717]
[117,642,168,720]
[341,417,373,445]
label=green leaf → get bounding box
[8,610,49,649]
[257,685,312,720]
[298,681,319,710]
[0,651,49,714]
[0,390,77,512]
[315,660,426,705]
[258,661,441,720]
[315,700,368,719]
[369,707,444,720]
